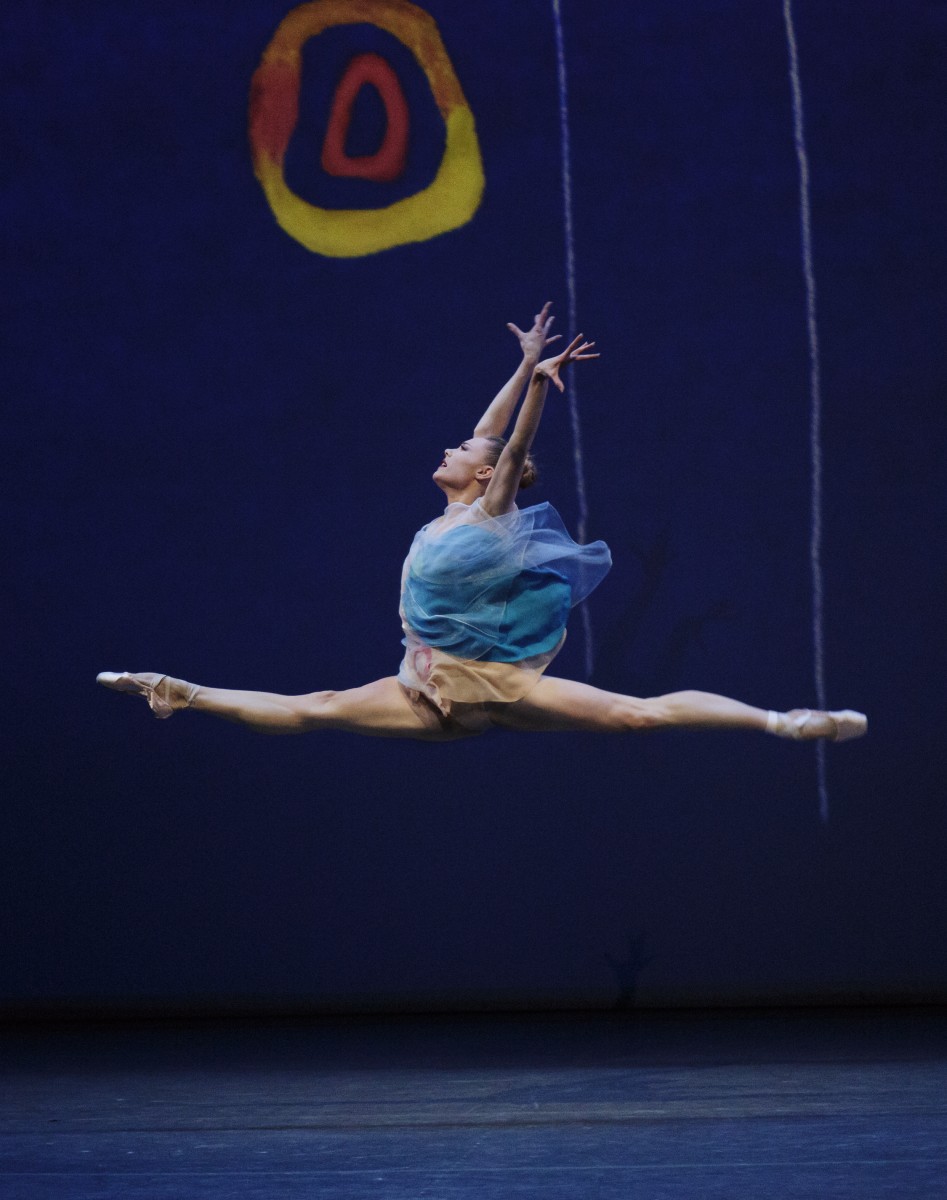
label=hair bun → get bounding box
[482,436,539,490]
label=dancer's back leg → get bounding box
[491,676,769,734]
[490,677,865,739]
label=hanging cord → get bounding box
[552,0,595,679]
[783,0,829,821]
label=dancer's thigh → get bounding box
[489,676,645,733]
[322,677,480,741]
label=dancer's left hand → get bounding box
[507,301,561,362]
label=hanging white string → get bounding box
[551,0,594,678]
[783,0,829,821]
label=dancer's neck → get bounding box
[436,481,485,508]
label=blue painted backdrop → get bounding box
[3,0,945,1012]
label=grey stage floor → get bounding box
[1,1007,946,1198]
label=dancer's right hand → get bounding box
[536,333,599,392]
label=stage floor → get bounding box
[2,1007,946,1198]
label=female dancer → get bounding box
[98,304,866,744]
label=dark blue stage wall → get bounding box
[3,0,945,1014]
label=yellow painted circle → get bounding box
[249,0,485,257]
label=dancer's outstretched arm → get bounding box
[481,334,599,516]
[473,302,559,438]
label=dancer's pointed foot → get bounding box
[767,708,867,742]
[96,671,199,719]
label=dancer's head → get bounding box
[433,437,538,497]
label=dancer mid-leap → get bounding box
[98,303,866,744]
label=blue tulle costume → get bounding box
[398,499,611,714]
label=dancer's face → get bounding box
[433,437,494,490]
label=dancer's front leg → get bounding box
[99,673,457,740]
[191,677,459,739]
[189,682,330,734]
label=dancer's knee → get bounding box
[614,696,666,732]
[295,689,339,730]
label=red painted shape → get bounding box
[249,60,300,166]
[321,52,409,182]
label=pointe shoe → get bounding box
[96,671,198,719]
[768,708,867,742]
[824,710,868,741]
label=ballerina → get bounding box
[98,303,866,744]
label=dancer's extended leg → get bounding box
[491,676,862,739]
[98,673,463,740]
[195,677,469,739]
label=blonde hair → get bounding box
[483,436,539,489]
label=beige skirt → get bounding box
[397,629,565,719]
